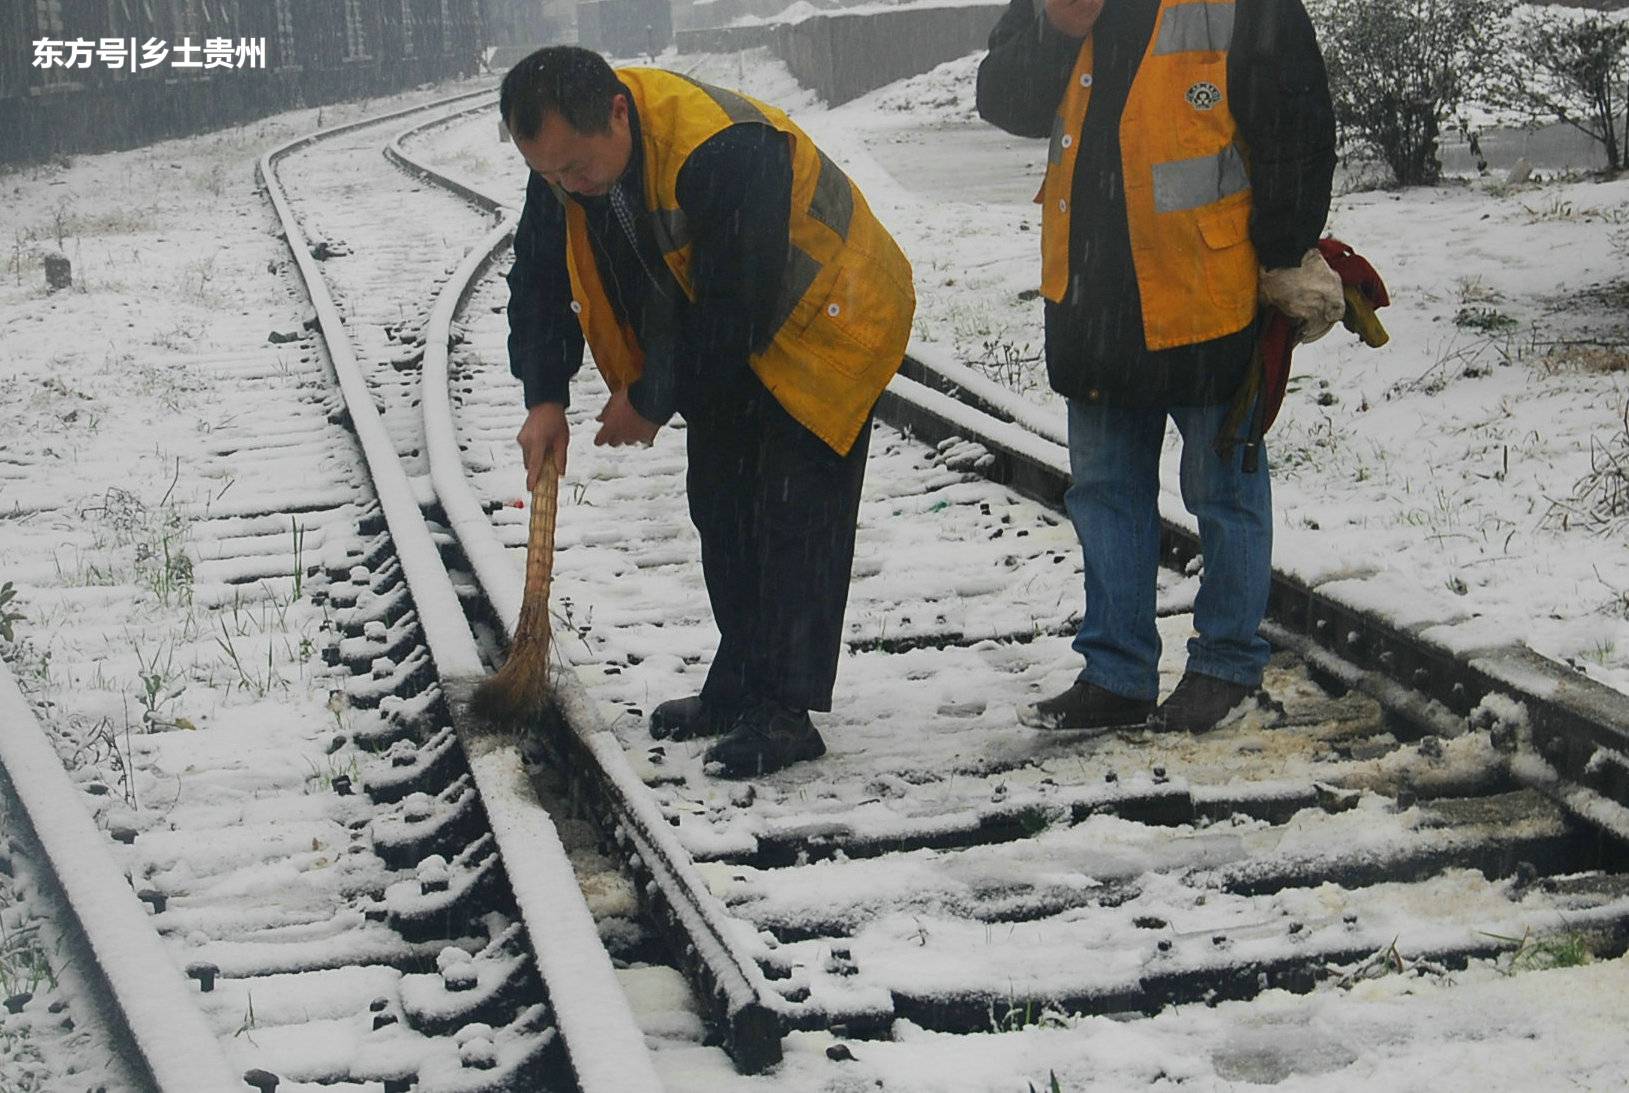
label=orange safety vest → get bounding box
[1039,0,1258,350]
[559,68,916,456]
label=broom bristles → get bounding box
[469,632,553,726]
[471,452,559,729]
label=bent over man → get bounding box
[977,0,1340,733]
[501,46,915,776]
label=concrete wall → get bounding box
[677,2,1003,106]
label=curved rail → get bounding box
[393,118,789,1075]
[259,96,663,1092]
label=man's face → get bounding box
[512,94,632,197]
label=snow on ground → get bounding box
[619,933,1629,1092]
[2,43,1629,1093]
[666,955,1629,1092]
[0,800,134,1091]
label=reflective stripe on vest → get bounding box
[561,68,915,455]
[1153,1,1234,54]
[1153,143,1249,214]
[1038,0,1259,351]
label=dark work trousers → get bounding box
[684,377,872,714]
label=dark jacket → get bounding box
[976,0,1336,407]
[505,93,792,424]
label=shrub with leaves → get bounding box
[1492,10,1629,172]
[1311,0,1511,186]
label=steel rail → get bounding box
[886,343,1629,840]
[259,94,663,1092]
[392,120,790,1075]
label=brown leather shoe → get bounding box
[1016,681,1155,731]
[1156,673,1256,734]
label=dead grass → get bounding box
[1537,343,1629,374]
[1542,400,1629,535]
[57,209,162,237]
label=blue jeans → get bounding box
[1065,399,1272,701]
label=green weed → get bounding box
[1453,306,1519,334]
[1484,928,1597,973]
[1017,807,1052,837]
[303,753,360,795]
[290,518,307,600]
[0,914,57,1002]
[0,582,21,643]
[132,639,186,730]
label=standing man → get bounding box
[501,47,915,776]
[977,0,1341,732]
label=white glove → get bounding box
[1259,248,1344,344]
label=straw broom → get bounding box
[471,452,559,729]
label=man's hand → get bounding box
[593,389,661,448]
[517,402,568,489]
[1259,249,1346,345]
[1044,0,1106,38]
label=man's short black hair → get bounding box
[500,45,620,140]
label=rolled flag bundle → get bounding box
[1217,236,1391,472]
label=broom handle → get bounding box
[523,452,559,605]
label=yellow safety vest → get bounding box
[1039,0,1258,350]
[560,68,916,456]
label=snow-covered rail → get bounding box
[387,108,793,1076]
[257,95,664,1091]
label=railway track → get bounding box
[4,90,658,1092]
[409,92,1629,1059]
[2,83,1628,1092]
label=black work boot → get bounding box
[704,702,826,778]
[649,695,740,741]
[1017,681,1155,732]
[1156,673,1256,734]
